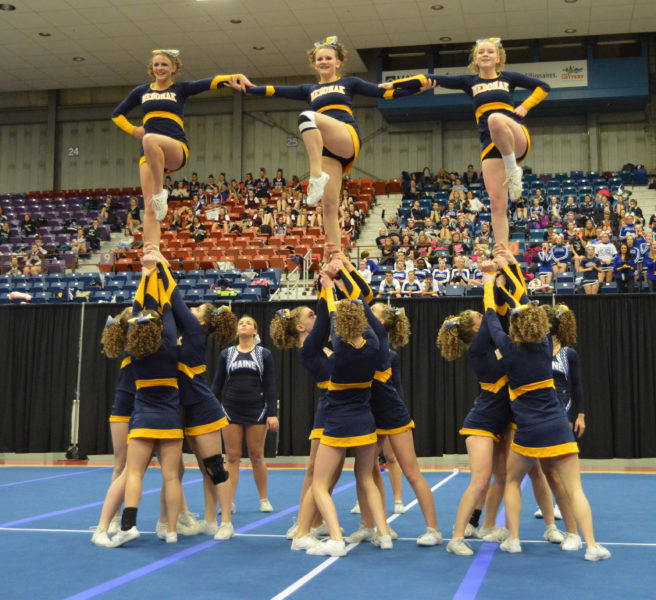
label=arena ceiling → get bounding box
[0,0,653,93]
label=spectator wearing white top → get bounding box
[357,260,372,284]
[392,259,407,284]
[594,232,617,283]
[450,256,469,289]
[401,270,422,297]
[377,271,401,298]
[432,258,451,284]
[420,273,440,296]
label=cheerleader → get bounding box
[338,259,442,546]
[211,316,278,513]
[388,37,551,244]
[483,269,610,560]
[302,270,391,557]
[270,304,345,551]
[232,36,427,248]
[538,243,555,286]
[108,258,185,547]
[111,49,247,221]
[171,298,237,540]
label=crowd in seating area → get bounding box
[368,166,656,297]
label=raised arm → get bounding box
[244,84,312,101]
[350,76,422,100]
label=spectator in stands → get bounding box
[381,205,402,237]
[71,227,88,256]
[419,272,439,296]
[511,194,527,223]
[404,172,421,200]
[450,231,471,261]
[244,188,259,215]
[627,198,643,224]
[416,233,432,258]
[548,196,561,224]
[449,188,465,207]
[625,234,641,280]
[421,166,432,184]
[455,214,473,239]
[414,257,431,280]
[467,261,484,287]
[450,256,469,289]
[7,256,21,277]
[272,215,288,236]
[189,215,207,242]
[613,242,636,293]
[203,174,216,193]
[117,227,135,251]
[475,221,492,245]
[438,217,452,245]
[171,180,190,199]
[374,228,387,250]
[595,194,611,218]
[191,194,205,216]
[578,244,602,294]
[410,199,425,221]
[0,206,7,225]
[392,258,407,284]
[378,270,401,298]
[21,214,36,237]
[579,195,595,221]
[255,168,270,197]
[85,218,102,250]
[401,270,422,296]
[379,238,396,266]
[637,230,651,276]
[620,214,637,239]
[0,221,11,244]
[188,172,201,194]
[643,240,656,291]
[562,195,578,213]
[551,234,569,275]
[126,197,141,233]
[462,164,478,186]
[569,228,586,271]
[309,205,323,229]
[100,196,120,231]
[432,258,450,284]
[537,242,555,286]
[215,173,229,202]
[471,242,490,265]
[228,178,240,197]
[436,168,451,190]
[23,243,42,275]
[581,219,597,241]
[429,201,442,223]
[242,172,255,193]
[210,207,230,235]
[356,259,372,284]
[594,231,617,282]
[271,168,285,189]
[163,175,173,192]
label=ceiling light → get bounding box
[230,18,241,24]
[38,32,51,37]
[388,52,425,58]
[72,56,85,62]
[431,4,444,9]
[252,46,264,50]
[440,36,452,42]
[597,39,637,45]
[0,4,16,10]
[564,28,576,34]
[564,0,577,3]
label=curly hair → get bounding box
[100,307,132,358]
[334,300,367,341]
[542,304,577,347]
[147,51,182,79]
[436,310,479,361]
[307,40,347,67]
[207,306,238,348]
[509,304,549,344]
[269,307,306,349]
[126,310,163,359]
[373,303,410,348]
[468,38,506,74]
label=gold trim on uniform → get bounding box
[520,86,549,111]
[475,102,515,123]
[511,440,579,458]
[459,427,501,442]
[320,431,377,447]
[177,362,208,379]
[342,123,360,173]
[376,421,415,436]
[374,368,392,383]
[210,75,230,89]
[509,378,555,401]
[128,428,183,440]
[266,85,275,97]
[143,111,184,129]
[479,375,509,394]
[135,378,179,390]
[112,115,137,136]
[109,415,131,423]
[185,417,228,436]
[316,380,330,389]
[121,356,132,370]
[326,380,372,391]
[317,104,353,117]
[309,427,324,440]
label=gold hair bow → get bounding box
[314,35,338,48]
[152,48,180,57]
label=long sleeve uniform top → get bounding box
[552,346,584,415]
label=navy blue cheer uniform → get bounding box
[393,71,550,162]
[340,268,414,436]
[484,283,578,458]
[552,346,584,424]
[127,265,182,440]
[313,284,378,447]
[168,290,228,437]
[297,298,334,441]
[112,75,233,172]
[212,344,277,426]
[109,354,135,424]
[246,77,416,172]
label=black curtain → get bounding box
[2,295,656,458]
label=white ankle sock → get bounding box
[502,152,517,173]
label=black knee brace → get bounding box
[203,454,229,485]
[298,110,317,133]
